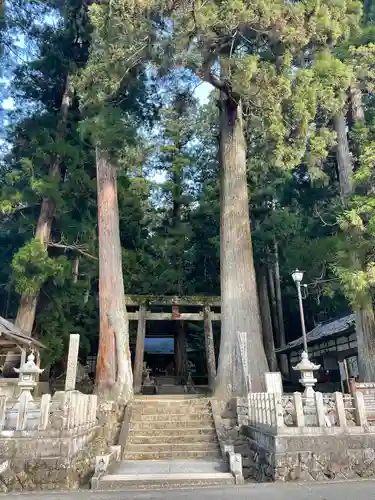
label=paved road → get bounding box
[3,481,375,500]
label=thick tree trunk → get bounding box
[95,148,133,400]
[215,93,268,399]
[257,266,278,372]
[333,113,353,199]
[15,76,73,334]
[333,111,375,381]
[268,267,279,339]
[349,84,365,123]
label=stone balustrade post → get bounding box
[273,394,284,428]
[315,392,326,427]
[50,391,72,430]
[16,391,32,430]
[258,394,262,423]
[78,394,83,427]
[38,393,51,430]
[263,394,267,424]
[90,395,98,426]
[334,392,347,427]
[71,392,79,429]
[263,394,268,424]
[84,395,89,428]
[353,391,367,426]
[266,394,271,425]
[0,396,7,430]
[293,392,305,427]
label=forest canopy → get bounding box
[1,0,375,394]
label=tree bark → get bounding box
[95,148,133,400]
[333,110,375,381]
[268,267,279,340]
[72,257,79,283]
[257,266,278,372]
[215,91,268,399]
[333,113,353,200]
[349,84,365,123]
[15,75,73,334]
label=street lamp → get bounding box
[291,269,308,354]
[291,269,320,404]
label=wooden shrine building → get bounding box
[126,295,220,394]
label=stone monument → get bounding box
[65,334,80,391]
[265,372,283,394]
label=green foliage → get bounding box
[5,0,375,371]
[11,240,68,294]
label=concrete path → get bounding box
[4,480,375,500]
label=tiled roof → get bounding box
[275,313,355,354]
[0,316,46,349]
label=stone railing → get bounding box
[0,390,97,432]
[240,390,369,431]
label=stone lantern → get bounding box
[14,351,44,398]
[4,352,45,430]
[293,350,320,401]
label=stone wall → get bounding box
[240,424,375,482]
[0,430,103,491]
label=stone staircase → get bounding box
[123,396,221,460]
[92,396,234,490]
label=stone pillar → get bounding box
[133,305,146,394]
[173,305,187,379]
[353,391,367,426]
[65,334,80,391]
[174,324,188,379]
[203,306,216,391]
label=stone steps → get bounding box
[130,420,215,431]
[122,449,222,460]
[123,397,222,461]
[126,442,220,453]
[128,432,217,445]
[130,412,212,422]
[132,405,211,415]
[157,385,186,394]
[91,399,232,491]
[92,459,234,491]
[135,394,205,400]
[95,472,234,490]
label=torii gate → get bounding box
[125,295,221,393]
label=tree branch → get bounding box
[314,207,338,227]
[48,242,98,261]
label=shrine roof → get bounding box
[0,316,46,350]
[275,313,355,354]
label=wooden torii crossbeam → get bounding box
[126,295,220,394]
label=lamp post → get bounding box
[291,269,320,403]
[291,269,308,354]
